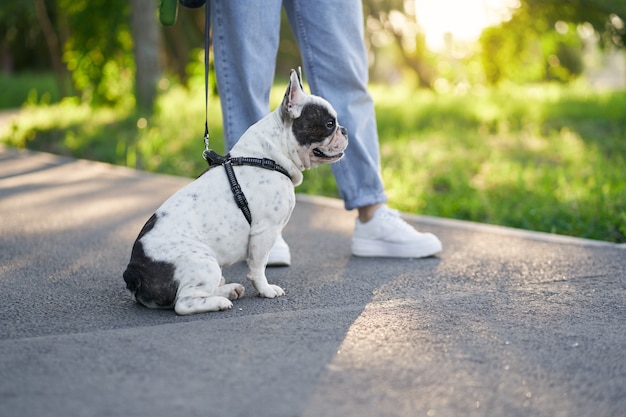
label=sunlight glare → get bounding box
[414,0,516,50]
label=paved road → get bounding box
[1,146,625,417]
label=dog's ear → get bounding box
[281,69,307,119]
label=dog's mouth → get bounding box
[313,148,344,160]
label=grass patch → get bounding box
[0,72,62,109]
[369,84,626,243]
[2,81,625,243]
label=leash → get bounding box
[201,1,211,160]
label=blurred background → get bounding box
[1,0,625,242]
[2,0,624,105]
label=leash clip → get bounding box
[202,124,211,161]
[203,149,227,166]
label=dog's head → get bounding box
[280,69,348,169]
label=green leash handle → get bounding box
[159,1,206,26]
[159,0,178,26]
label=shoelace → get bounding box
[376,207,417,233]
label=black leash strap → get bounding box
[202,1,211,159]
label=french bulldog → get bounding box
[123,69,348,315]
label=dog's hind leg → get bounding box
[214,283,245,300]
[175,291,232,315]
[173,255,244,315]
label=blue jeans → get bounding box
[211,0,387,210]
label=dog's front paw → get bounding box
[255,283,285,298]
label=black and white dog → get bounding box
[123,70,348,315]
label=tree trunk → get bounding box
[363,0,434,89]
[33,0,69,96]
[130,0,162,111]
[389,31,435,89]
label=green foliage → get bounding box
[1,80,222,177]
[0,73,61,109]
[5,0,624,111]
[522,0,626,47]
[479,0,626,85]
[59,0,134,105]
[3,82,625,243]
[480,14,584,84]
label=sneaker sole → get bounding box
[351,234,442,258]
[267,248,291,267]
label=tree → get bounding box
[59,0,134,105]
[130,0,162,111]
[0,2,48,73]
[522,0,625,47]
[480,0,625,84]
[33,0,70,96]
[363,0,435,88]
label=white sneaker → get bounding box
[352,205,442,258]
[267,234,291,267]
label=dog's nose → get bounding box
[340,126,348,138]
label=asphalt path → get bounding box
[1,146,625,417]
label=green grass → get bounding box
[369,84,626,243]
[2,79,625,243]
[0,72,62,109]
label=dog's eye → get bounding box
[326,120,335,130]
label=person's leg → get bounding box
[211,0,283,151]
[283,0,387,213]
[284,0,442,257]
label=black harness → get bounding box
[203,149,292,225]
